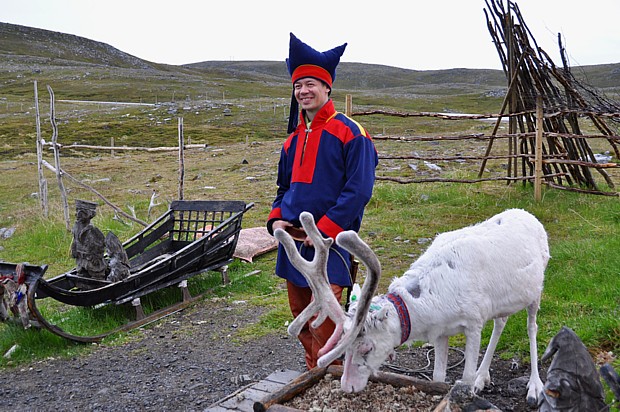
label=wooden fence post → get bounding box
[34,80,48,217]
[478,52,525,178]
[535,95,544,201]
[47,85,71,230]
[345,94,352,117]
[506,11,517,182]
[178,117,185,200]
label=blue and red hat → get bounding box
[286,33,347,132]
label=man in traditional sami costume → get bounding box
[267,33,378,369]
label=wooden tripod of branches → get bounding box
[482,0,620,193]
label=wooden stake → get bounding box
[47,85,70,230]
[34,80,48,217]
[178,117,185,200]
[478,52,525,178]
[535,95,544,201]
[506,10,517,182]
[345,94,352,117]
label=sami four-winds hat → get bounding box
[286,33,347,133]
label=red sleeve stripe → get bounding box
[268,207,282,220]
[317,215,344,239]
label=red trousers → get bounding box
[287,281,344,370]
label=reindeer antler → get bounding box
[275,213,382,368]
[274,212,347,349]
[316,230,381,367]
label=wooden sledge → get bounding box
[23,200,253,342]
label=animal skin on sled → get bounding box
[538,326,609,412]
[0,263,31,328]
[233,227,278,262]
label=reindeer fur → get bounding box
[339,209,548,406]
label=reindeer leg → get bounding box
[433,335,449,382]
[461,326,483,387]
[474,316,507,392]
[525,300,543,407]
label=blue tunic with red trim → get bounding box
[267,100,378,287]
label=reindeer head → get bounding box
[274,212,390,393]
[334,284,404,392]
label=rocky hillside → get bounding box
[0,22,158,69]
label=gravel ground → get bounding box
[0,297,541,411]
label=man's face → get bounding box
[293,77,330,113]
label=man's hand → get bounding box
[272,220,313,247]
[272,220,293,233]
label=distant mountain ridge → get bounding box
[183,60,508,91]
[1,21,619,92]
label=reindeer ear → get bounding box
[374,305,391,321]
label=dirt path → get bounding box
[0,299,303,411]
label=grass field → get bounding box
[1,128,618,366]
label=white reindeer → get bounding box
[274,208,549,407]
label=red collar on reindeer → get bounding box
[386,292,411,345]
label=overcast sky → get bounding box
[2,0,619,71]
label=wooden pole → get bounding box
[34,80,48,217]
[47,85,70,230]
[42,143,207,152]
[535,95,544,201]
[345,94,352,117]
[478,52,526,177]
[506,11,517,183]
[178,117,185,200]
[111,136,115,157]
